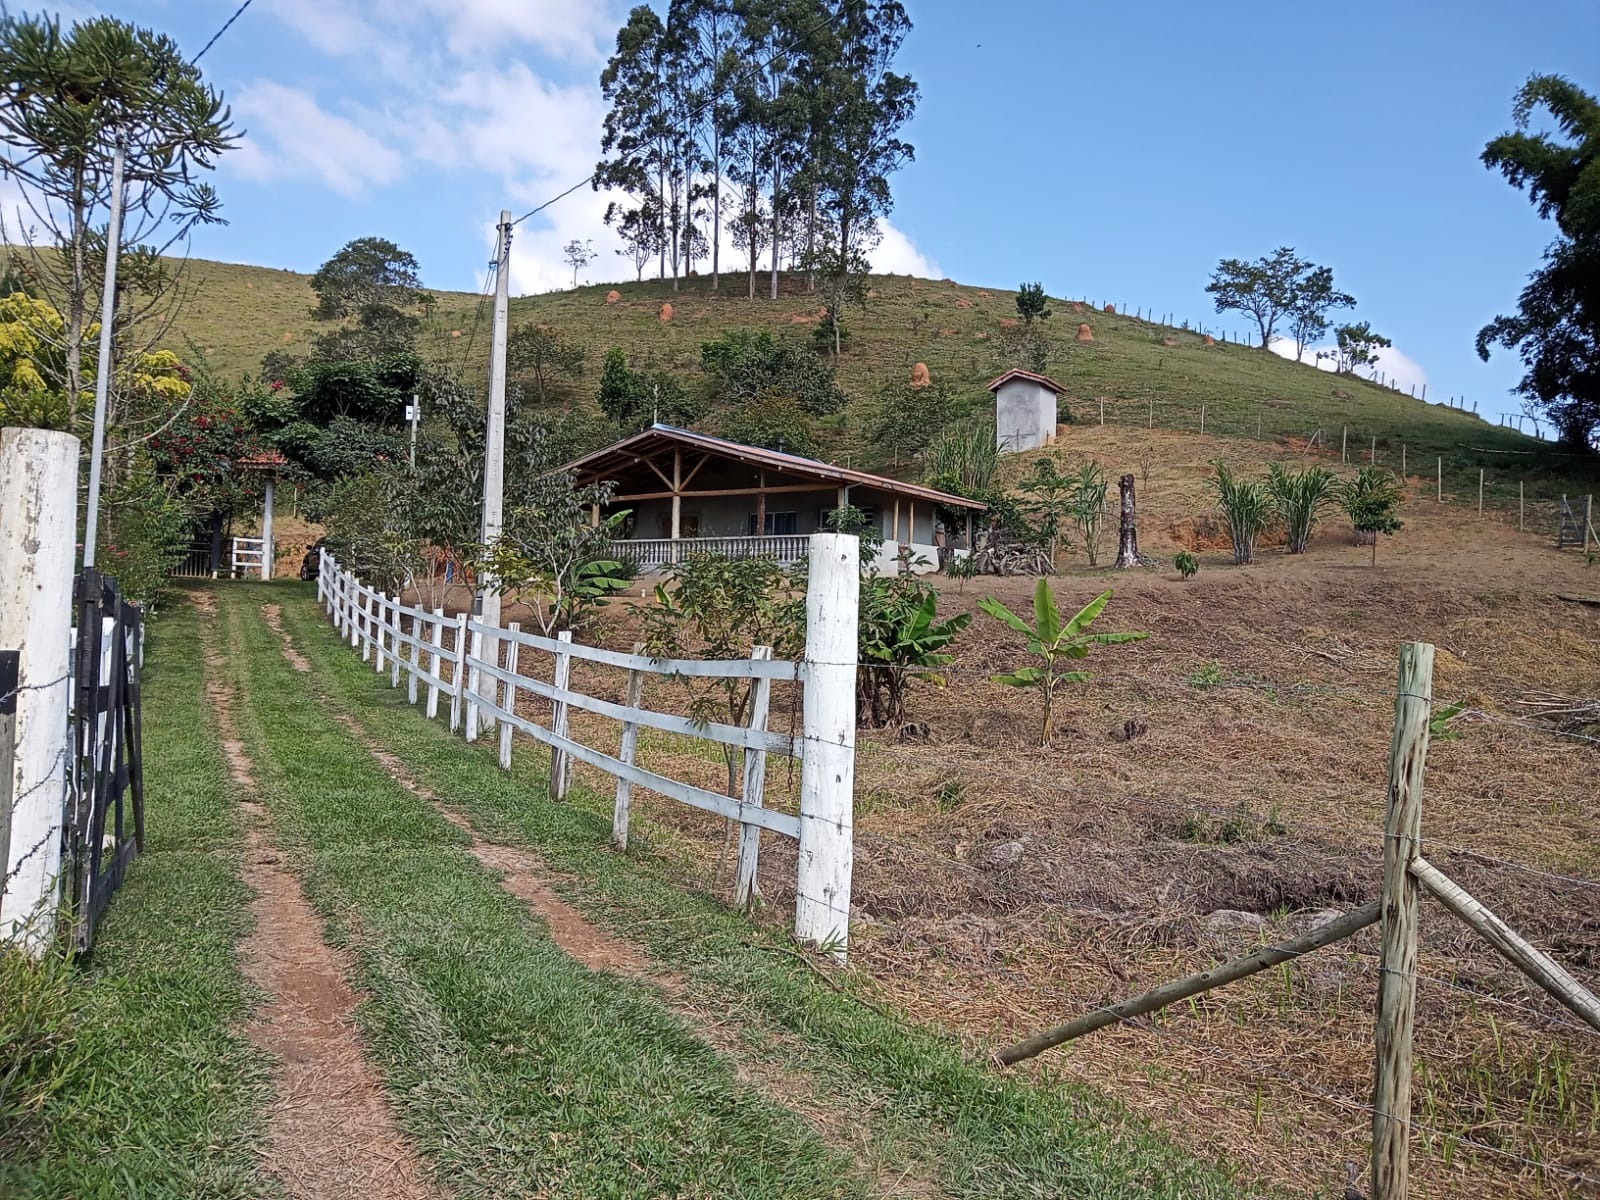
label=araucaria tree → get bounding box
[1476,75,1600,449]
[1205,247,1353,355]
[0,13,235,423]
[1016,282,1051,326]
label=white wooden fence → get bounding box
[316,532,860,957]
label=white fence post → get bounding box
[0,428,80,955]
[550,630,574,800]
[389,595,402,689]
[794,533,859,960]
[405,609,420,705]
[734,645,774,911]
[359,586,373,659]
[374,592,388,676]
[425,607,444,719]
[449,614,468,733]
[465,623,485,743]
[499,622,520,770]
[611,643,646,850]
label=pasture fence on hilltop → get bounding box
[316,536,861,958]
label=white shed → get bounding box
[988,368,1066,454]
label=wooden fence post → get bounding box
[425,607,444,720]
[1342,426,1348,462]
[612,643,646,850]
[0,428,79,955]
[550,630,574,800]
[1147,398,1153,428]
[1098,396,1104,425]
[1371,642,1435,1200]
[1436,458,1442,503]
[1199,402,1206,435]
[465,623,484,743]
[794,533,859,960]
[389,597,402,688]
[499,622,520,770]
[1370,435,1377,465]
[1478,469,1485,517]
[449,614,468,733]
[734,646,774,910]
[1519,481,1525,532]
[406,610,420,705]
[1587,496,1595,552]
[1401,444,1406,476]
[360,587,373,660]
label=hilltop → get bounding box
[168,256,1595,505]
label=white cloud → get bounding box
[870,219,939,278]
[1269,336,1430,395]
[418,0,622,62]
[231,81,406,199]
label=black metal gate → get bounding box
[68,567,145,952]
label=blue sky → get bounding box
[65,0,1600,423]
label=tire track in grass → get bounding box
[265,597,943,1198]
[197,591,437,1200]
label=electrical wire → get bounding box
[192,0,254,64]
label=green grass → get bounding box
[0,594,273,1200]
[266,580,1265,1199]
[166,255,1600,512]
[215,584,871,1198]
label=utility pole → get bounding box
[81,138,126,569]
[408,392,420,467]
[477,211,512,626]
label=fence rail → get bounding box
[317,539,859,955]
[615,534,811,568]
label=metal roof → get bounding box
[986,367,1066,395]
[559,424,987,510]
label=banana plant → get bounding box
[978,583,1148,745]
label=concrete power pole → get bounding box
[81,138,127,569]
[473,212,512,727]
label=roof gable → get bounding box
[986,367,1066,395]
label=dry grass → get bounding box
[459,428,1600,1200]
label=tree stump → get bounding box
[1115,473,1139,568]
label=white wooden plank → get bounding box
[499,622,520,770]
[464,683,801,839]
[550,631,573,800]
[468,619,801,681]
[466,656,799,758]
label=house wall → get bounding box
[995,379,1058,454]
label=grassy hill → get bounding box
[170,257,1599,511]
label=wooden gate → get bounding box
[67,567,145,952]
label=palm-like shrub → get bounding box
[1207,461,1273,564]
[1266,463,1336,554]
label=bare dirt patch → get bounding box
[197,594,435,1200]
[262,604,312,672]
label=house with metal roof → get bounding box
[559,424,986,573]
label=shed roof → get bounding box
[559,424,987,511]
[986,367,1066,395]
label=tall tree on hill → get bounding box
[597,7,674,286]
[740,0,811,301]
[0,12,235,422]
[1477,74,1600,450]
[306,236,432,362]
[1205,247,1306,352]
[1286,265,1354,362]
[674,0,742,290]
[812,0,917,335]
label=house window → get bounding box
[748,511,798,535]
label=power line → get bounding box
[509,0,864,229]
[192,0,254,64]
